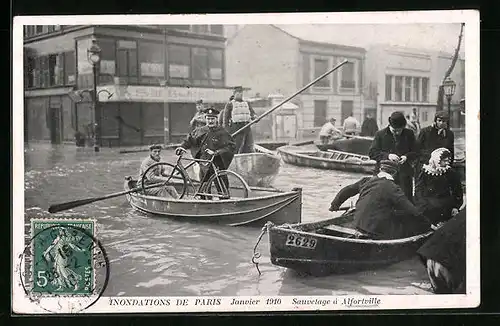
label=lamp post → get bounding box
[87,38,102,152]
[441,77,456,128]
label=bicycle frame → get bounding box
[174,152,229,199]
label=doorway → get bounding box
[49,106,62,144]
[341,100,354,124]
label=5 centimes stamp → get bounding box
[17,218,110,313]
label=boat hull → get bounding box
[124,178,301,227]
[229,145,281,187]
[268,220,432,276]
[278,146,376,174]
[315,136,374,155]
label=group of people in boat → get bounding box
[139,85,256,198]
[329,110,465,294]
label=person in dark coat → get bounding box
[329,160,432,240]
[222,86,257,154]
[416,110,455,168]
[176,107,236,196]
[417,208,466,294]
[368,111,418,201]
[360,112,379,137]
[414,147,464,224]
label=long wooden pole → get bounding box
[231,59,350,138]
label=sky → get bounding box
[233,24,465,56]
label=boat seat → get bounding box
[322,224,369,238]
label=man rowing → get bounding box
[222,86,257,154]
[175,107,236,196]
[139,144,180,198]
[319,117,343,144]
[329,160,432,240]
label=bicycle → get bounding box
[140,150,251,200]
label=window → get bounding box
[340,61,355,89]
[26,57,34,88]
[139,42,165,84]
[395,76,403,101]
[313,100,327,127]
[98,39,116,84]
[302,54,310,87]
[208,49,223,81]
[421,111,428,122]
[64,51,76,85]
[36,25,43,34]
[404,76,412,101]
[192,25,209,34]
[48,54,64,86]
[422,77,429,102]
[314,59,329,88]
[385,75,393,101]
[413,77,420,102]
[168,44,190,81]
[192,47,209,81]
[48,25,54,33]
[39,56,50,88]
[117,40,138,83]
[210,25,223,35]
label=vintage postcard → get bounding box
[13,10,480,314]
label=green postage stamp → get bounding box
[18,218,109,313]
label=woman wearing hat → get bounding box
[416,110,455,171]
[414,147,463,224]
[368,111,418,201]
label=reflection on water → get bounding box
[23,143,431,296]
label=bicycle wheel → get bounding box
[140,162,188,199]
[202,170,251,199]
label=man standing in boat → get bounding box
[329,160,432,240]
[360,112,379,137]
[176,107,236,194]
[368,111,418,201]
[342,112,360,136]
[319,117,343,144]
[223,86,257,154]
[139,144,180,198]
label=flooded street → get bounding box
[23,143,432,297]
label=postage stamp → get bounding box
[17,218,109,313]
[13,10,480,314]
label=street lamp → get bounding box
[442,77,456,128]
[88,38,102,152]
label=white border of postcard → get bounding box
[12,10,480,313]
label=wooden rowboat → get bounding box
[278,145,376,174]
[123,177,301,227]
[315,136,374,155]
[266,212,433,275]
[229,144,282,187]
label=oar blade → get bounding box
[48,197,100,214]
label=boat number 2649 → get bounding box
[285,234,317,249]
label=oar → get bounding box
[230,60,349,139]
[48,182,167,214]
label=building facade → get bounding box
[225,24,365,140]
[24,24,233,146]
[364,44,465,130]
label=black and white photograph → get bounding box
[12,11,480,314]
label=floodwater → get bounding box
[22,143,433,297]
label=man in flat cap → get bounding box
[416,110,455,171]
[176,107,236,196]
[222,86,257,154]
[329,159,432,240]
[368,111,418,201]
[138,144,180,198]
[190,99,206,131]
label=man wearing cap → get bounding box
[416,110,455,169]
[176,107,236,194]
[368,111,418,201]
[329,160,432,240]
[319,118,343,144]
[222,86,257,154]
[190,99,206,131]
[138,144,180,198]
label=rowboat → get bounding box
[228,144,282,187]
[278,145,376,174]
[266,212,433,276]
[123,177,301,227]
[315,136,373,155]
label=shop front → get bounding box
[96,84,233,146]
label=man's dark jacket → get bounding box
[330,176,431,239]
[368,127,418,175]
[416,125,455,165]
